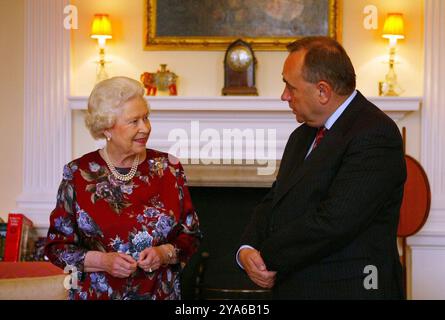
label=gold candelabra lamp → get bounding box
[380,13,405,96]
[90,14,112,83]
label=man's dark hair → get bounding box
[287,36,356,95]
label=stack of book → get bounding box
[2,213,38,262]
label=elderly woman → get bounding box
[45,76,201,300]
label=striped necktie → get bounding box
[313,126,327,149]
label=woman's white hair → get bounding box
[85,76,147,140]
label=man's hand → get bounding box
[239,248,276,288]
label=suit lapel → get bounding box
[278,125,316,176]
[273,125,316,207]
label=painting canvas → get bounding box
[145,0,341,50]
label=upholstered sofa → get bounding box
[0,262,67,300]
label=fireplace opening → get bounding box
[181,186,273,299]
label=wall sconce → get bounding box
[380,13,405,96]
[90,14,112,83]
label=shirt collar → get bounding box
[323,90,357,130]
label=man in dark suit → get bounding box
[237,36,406,299]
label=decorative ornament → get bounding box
[222,39,258,96]
[140,64,178,96]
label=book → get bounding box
[0,222,7,261]
[3,213,37,262]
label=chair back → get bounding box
[398,155,431,237]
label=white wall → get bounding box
[343,0,424,96]
[70,0,287,97]
[343,0,423,160]
[70,0,424,97]
[0,0,24,221]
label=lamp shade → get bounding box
[90,14,112,39]
[382,13,405,40]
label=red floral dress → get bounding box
[45,149,201,300]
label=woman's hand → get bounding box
[137,246,170,272]
[101,252,138,278]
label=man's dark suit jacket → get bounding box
[241,91,406,299]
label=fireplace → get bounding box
[181,186,273,299]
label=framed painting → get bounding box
[144,0,342,51]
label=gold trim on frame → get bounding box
[144,0,342,51]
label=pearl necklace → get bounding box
[103,147,140,182]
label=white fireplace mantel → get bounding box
[69,96,421,174]
[69,95,421,120]
[71,95,421,177]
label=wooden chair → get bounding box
[397,128,431,297]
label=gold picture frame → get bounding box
[144,0,342,51]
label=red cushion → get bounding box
[0,262,64,279]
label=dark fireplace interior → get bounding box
[181,186,272,299]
